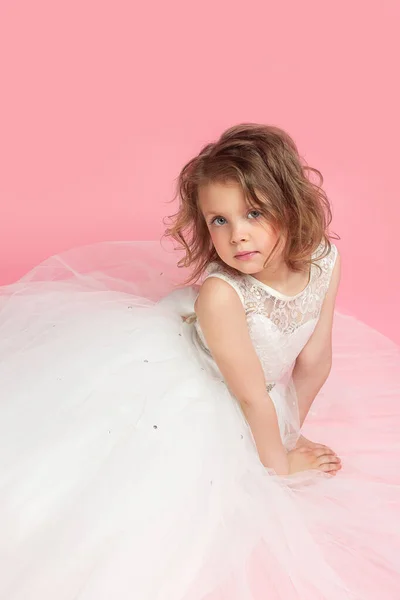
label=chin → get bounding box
[233,258,264,274]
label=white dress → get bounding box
[0,239,399,599]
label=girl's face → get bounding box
[198,181,283,275]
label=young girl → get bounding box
[0,123,399,599]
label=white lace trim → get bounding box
[202,242,337,333]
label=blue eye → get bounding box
[248,210,261,219]
[210,211,261,226]
[211,216,226,226]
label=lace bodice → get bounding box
[189,241,338,387]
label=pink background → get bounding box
[0,1,399,343]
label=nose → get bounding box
[230,223,249,245]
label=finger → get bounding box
[326,462,342,471]
[317,455,341,466]
[313,448,337,459]
[313,460,342,473]
[324,468,337,476]
[319,463,341,473]
[326,467,341,476]
[320,462,342,473]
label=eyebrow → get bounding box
[203,206,256,218]
[203,211,222,218]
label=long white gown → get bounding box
[0,239,399,599]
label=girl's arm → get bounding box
[292,359,331,428]
[195,276,289,476]
[292,250,341,426]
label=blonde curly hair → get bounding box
[163,123,339,285]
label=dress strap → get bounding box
[317,242,338,286]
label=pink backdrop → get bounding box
[1,1,399,343]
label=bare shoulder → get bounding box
[194,276,249,358]
[194,275,245,320]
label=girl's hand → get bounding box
[295,435,342,476]
[295,434,332,451]
[287,446,342,476]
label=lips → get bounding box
[234,251,257,257]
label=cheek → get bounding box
[258,222,280,244]
[208,228,222,246]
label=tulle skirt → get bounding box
[0,240,399,600]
